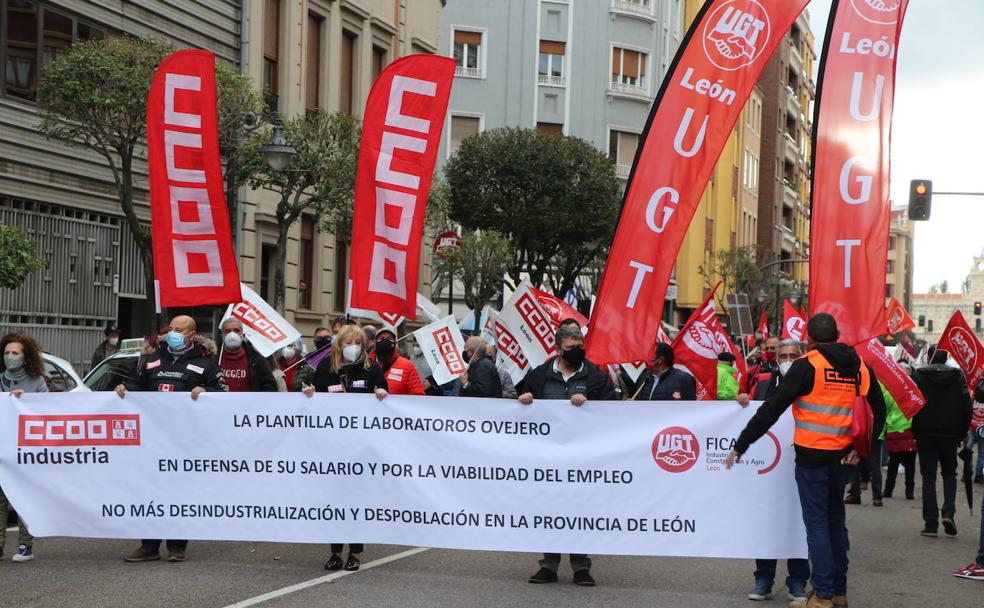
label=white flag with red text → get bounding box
[223,283,300,358]
[411,316,467,386]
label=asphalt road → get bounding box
[2,481,981,608]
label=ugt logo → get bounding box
[703,0,771,71]
[652,426,700,473]
[850,0,902,25]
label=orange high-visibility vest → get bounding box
[792,349,870,451]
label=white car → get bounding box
[41,353,88,392]
[82,351,141,392]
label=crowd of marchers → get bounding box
[2,311,983,607]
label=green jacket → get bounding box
[716,363,739,400]
[882,382,910,436]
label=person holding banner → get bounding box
[725,314,886,608]
[302,323,387,572]
[372,328,424,396]
[116,315,228,563]
[631,343,697,402]
[1,332,48,562]
[292,327,332,391]
[218,318,278,393]
[517,325,614,587]
[277,341,303,391]
[458,337,502,399]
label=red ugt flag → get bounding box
[671,283,745,400]
[757,310,769,339]
[886,296,915,335]
[937,310,984,390]
[782,300,806,342]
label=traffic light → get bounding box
[908,179,932,221]
[975,302,982,316]
[918,314,925,327]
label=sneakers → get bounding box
[942,518,958,537]
[789,591,834,608]
[324,554,344,571]
[572,570,596,587]
[843,494,861,505]
[787,584,808,602]
[167,549,186,562]
[920,526,938,538]
[872,498,883,507]
[344,553,360,571]
[832,595,848,607]
[11,545,33,562]
[953,562,984,580]
[748,581,773,601]
[124,546,161,562]
[528,567,559,584]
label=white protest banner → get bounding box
[499,280,555,370]
[0,393,806,559]
[224,283,301,357]
[412,315,467,385]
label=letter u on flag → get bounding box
[586,0,810,365]
[147,50,241,307]
[808,0,908,344]
[349,55,456,320]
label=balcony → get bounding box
[610,0,656,21]
[788,41,803,71]
[609,81,651,100]
[538,74,567,87]
[786,84,801,112]
[614,164,631,178]
[783,179,799,205]
[455,66,482,79]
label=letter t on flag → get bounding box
[349,55,455,320]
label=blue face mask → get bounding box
[166,331,187,351]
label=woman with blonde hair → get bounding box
[302,324,387,571]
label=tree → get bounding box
[940,279,950,294]
[38,38,263,306]
[962,277,971,294]
[240,110,360,313]
[0,226,46,290]
[445,128,620,295]
[698,246,765,304]
[433,230,512,322]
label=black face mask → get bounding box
[462,350,474,364]
[561,346,586,368]
[375,339,396,360]
[314,336,330,350]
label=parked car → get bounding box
[41,353,87,392]
[83,350,141,392]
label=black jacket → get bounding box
[911,364,972,440]
[459,355,502,398]
[734,343,887,467]
[518,359,615,401]
[126,338,228,393]
[313,359,388,393]
[752,369,782,401]
[91,341,119,371]
[632,367,697,401]
[220,342,278,392]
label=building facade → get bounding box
[912,255,984,345]
[886,208,914,310]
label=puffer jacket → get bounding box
[126,336,227,393]
[911,363,973,440]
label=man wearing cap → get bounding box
[91,323,122,371]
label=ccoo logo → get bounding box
[850,0,902,25]
[703,0,772,71]
[652,426,700,473]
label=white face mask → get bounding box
[108,337,119,347]
[223,332,243,350]
[778,361,793,377]
[342,344,362,363]
[412,346,422,357]
[281,346,296,360]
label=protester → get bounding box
[972,377,984,483]
[845,382,888,507]
[516,325,615,587]
[115,315,228,563]
[458,336,502,398]
[269,355,288,392]
[302,324,387,571]
[91,323,121,370]
[717,351,749,404]
[884,382,917,500]
[747,336,780,394]
[372,328,424,395]
[740,338,810,603]
[488,345,518,399]
[293,326,331,390]
[725,313,887,608]
[952,418,984,581]
[910,347,972,537]
[362,324,378,354]
[1,332,48,562]
[277,341,304,391]
[630,342,697,401]
[218,318,278,393]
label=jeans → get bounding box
[977,491,984,567]
[976,434,984,478]
[884,451,917,497]
[141,539,187,552]
[330,543,364,554]
[917,437,959,528]
[754,558,810,591]
[540,553,591,573]
[795,462,853,600]
[848,438,884,499]
[0,485,33,548]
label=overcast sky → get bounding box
[807,0,984,293]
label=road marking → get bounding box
[221,547,430,608]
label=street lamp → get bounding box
[261,124,296,170]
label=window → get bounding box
[886,259,894,274]
[305,13,322,113]
[537,122,563,137]
[449,115,480,157]
[334,237,349,312]
[371,45,387,82]
[453,29,482,77]
[608,129,638,176]
[543,93,558,114]
[885,283,894,299]
[299,216,315,309]
[546,9,561,31]
[340,30,357,115]
[888,235,897,250]
[537,40,565,85]
[611,47,648,94]
[264,0,280,110]
[41,9,71,70]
